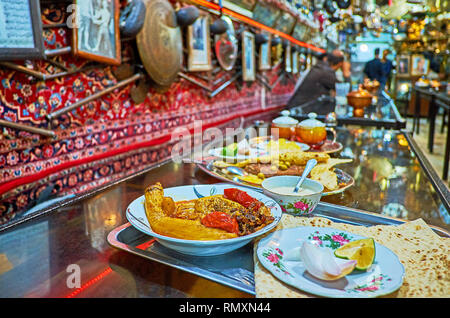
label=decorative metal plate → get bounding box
[136,0,182,87]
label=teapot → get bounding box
[295,112,335,147]
[271,110,298,139]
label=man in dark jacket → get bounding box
[380,49,394,90]
[363,48,384,82]
[287,51,343,108]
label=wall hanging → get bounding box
[214,16,238,71]
[241,30,255,81]
[187,12,213,71]
[72,0,122,65]
[136,0,182,91]
[258,33,272,71]
[0,0,46,61]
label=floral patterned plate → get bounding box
[256,227,405,298]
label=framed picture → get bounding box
[285,42,292,73]
[397,55,410,76]
[72,0,121,65]
[292,50,298,74]
[259,34,271,71]
[187,13,212,72]
[242,31,255,81]
[274,12,296,35]
[292,22,307,42]
[252,2,280,28]
[0,0,45,60]
[411,54,429,76]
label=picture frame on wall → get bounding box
[72,0,121,65]
[252,2,281,28]
[396,55,410,76]
[292,22,307,42]
[292,50,298,74]
[273,12,296,35]
[0,0,46,60]
[411,54,429,76]
[187,13,212,72]
[242,31,255,81]
[259,34,271,71]
[285,42,292,73]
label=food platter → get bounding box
[248,136,310,152]
[208,139,310,161]
[197,161,355,196]
[256,227,405,298]
[126,184,282,256]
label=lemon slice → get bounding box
[334,238,375,270]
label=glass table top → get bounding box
[318,127,449,231]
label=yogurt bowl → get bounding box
[261,176,323,216]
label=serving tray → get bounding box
[107,202,450,296]
[197,161,355,196]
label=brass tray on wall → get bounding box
[136,0,182,89]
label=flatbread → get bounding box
[254,215,450,298]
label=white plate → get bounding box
[126,184,282,256]
[208,146,263,161]
[249,136,310,152]
[209,139,310,161]
[257,227,405,298]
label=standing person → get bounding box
[287,51,343,108]
[381,49,394,91]
[363,48,384,84]
[332,49,351,83]
[341,51,352,83]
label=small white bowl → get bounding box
[261,176,323,216]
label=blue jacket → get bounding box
[363,58,384,82]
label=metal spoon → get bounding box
[293,159,317,193]
[226,166,248,176]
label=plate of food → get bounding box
[249,136,310,152]
[209,138,309,161]
[126,183,282,256]
[256,226,405,298]
[198,151,354,196]
[208,139,262,161]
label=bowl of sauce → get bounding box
[261,175,323,216]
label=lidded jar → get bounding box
[271,110,298,139]
[295,112,327,146]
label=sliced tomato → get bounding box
[224,188,262,210]
[223,188,239,201]
[201,212,239,234]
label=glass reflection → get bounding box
[322,127,449,231]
